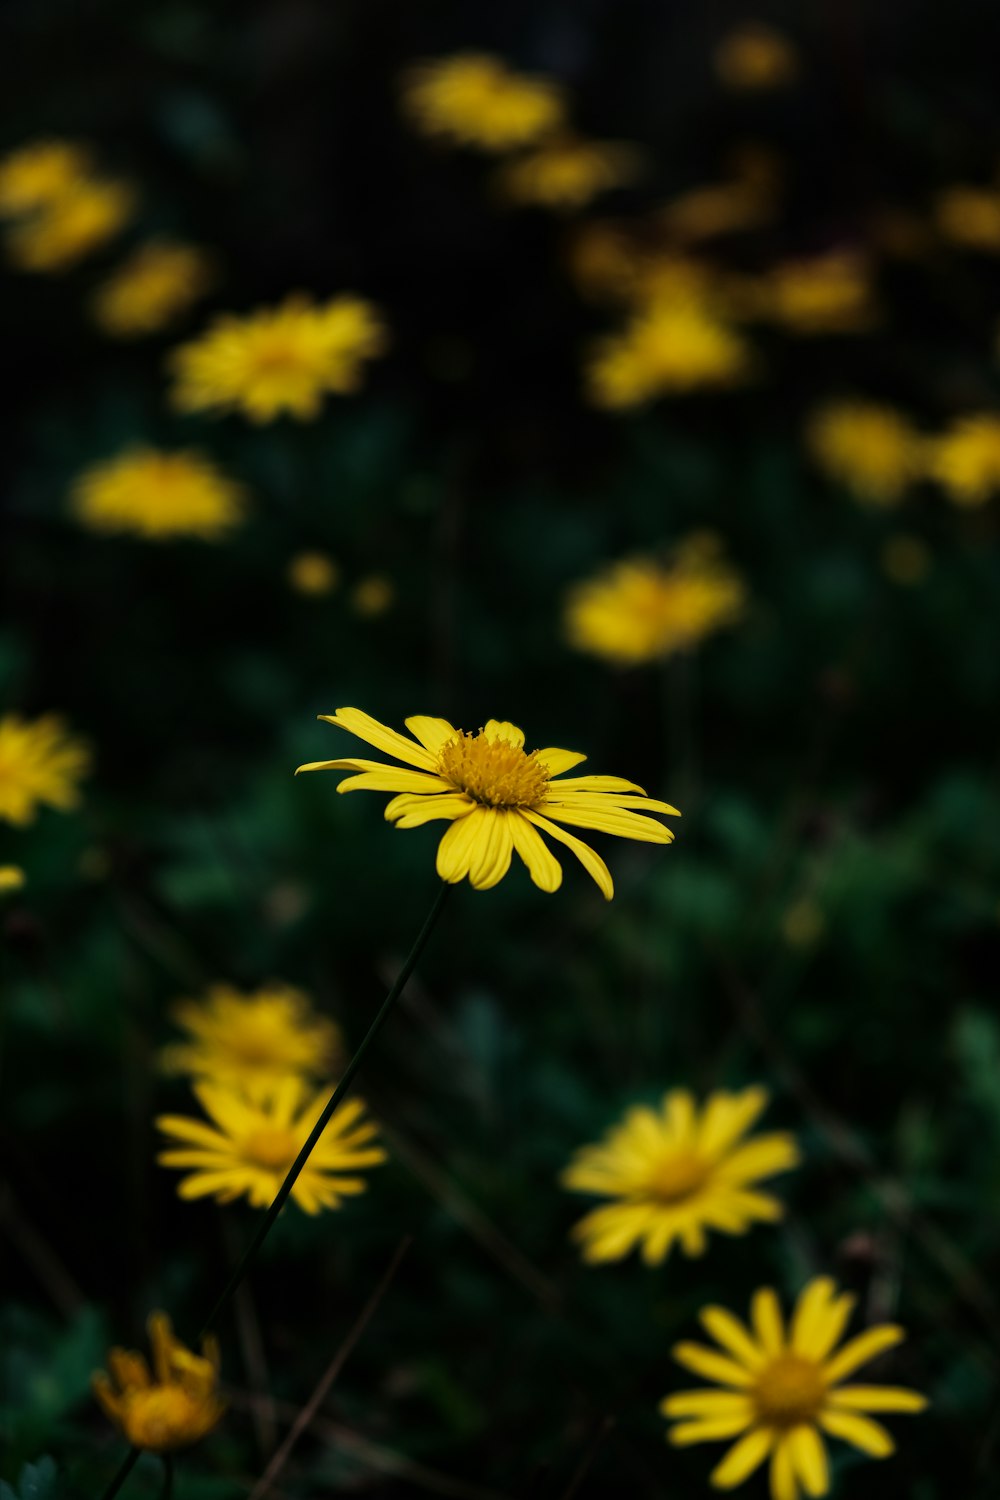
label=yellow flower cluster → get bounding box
[92,1312,224,1452]
[156,981,386,1215]
[565,537,746,664]
[808,403,1000,508]
[0,138,134,272]
[92,239,214,337]
[71,448,246,541]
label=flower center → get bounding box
[753,1355,827,1426]
[645,1151,709,1203]
[122,1387,204,1450]
[252,341,306,376]
[438,730,549,809]
[242,1127,299,1171]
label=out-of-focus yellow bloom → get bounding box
[91,240,214,337]
[497,134,641,211]
[401,53,565,152]
[157,1078,387,1215]
[5,178,134,272]
[925,416,1000,506]
[658,179,773,245]
[882,534,931,587]
[351,574,395,617]
[662,1278,926,1498]
[92,1312,224,1452]
[713,22,799,91]
[0,865,26,893]
[0,140,92,217]
[587,300,753,406]
[169,294,387,422]
[565,536,746,664]
[562,1087,798,1265]
[71,448,246,541]
[161,981,343,1093]
[935,186,1000,252]
[288,551,340,596]
[297,708,679,901]
[0,714,90,827]
[761,251,876,335]
[806,401,922,507]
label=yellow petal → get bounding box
[698,1306,766,1370]
[709,1426,773,1488]
[468,808,514,890]
[539,802,674,843]
[537,747,587,774]
[662,1089,697,1145]
[751,1287,785,1355]
[716,1134,800,1184]
[435,806,490,884]
[822,1325,904,1385]
[671,1342,754,1388]
[818,1407,895,1458]
[403,715,456,753]
[317,708,438,770]
[697,1087,769,1156]
[333,769,453,795]
[524,811,614,899]
[386,793,475,827]
[827,1386,927,1413]
[788,1424,829,1497]
[544,774,647,794]
[659,1391,754,1420]
[482,719,524,747]
[791,1279,839,1356]
[769,1434,798,1500]
[668,1413,756,1444]
[510,811,563,892]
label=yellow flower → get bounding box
[401,53,565,152]
[662,1277,927,1499]
[806,401,922,507]
[161,981,343,1093]
[350,574,394,617]
[587,300,753,406]
[92,1311,224,1452]
[91,240,214,337]
[168,294,387,422]
[296,708,679,901]
[565,538,746,665]
[0,865,26,892]
[713,22,799,91]
[496,134,641,211]
[762,251,875,335]
[288,551,340,596]
[0,139,92,217]
[5,178,134,271]
[562,1087,798,1265]
[657,178,775,245]
[935,186,1000,252]
[0,714,90,826]
[924,415,1000,506]
[157,1078,386,1214]
[71,448,246,541]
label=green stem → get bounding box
[98,880,451,1498]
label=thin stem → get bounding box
[98,880,450,1499]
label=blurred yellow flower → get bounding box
[296,708,679,900]
[925,415,1000,506]
[71,448,246,541]
[92,1311,224,1452]
[91,240,214,337]
[169,294,387,422]
[497,134,641,211]
[882,533,931,587]
[662,1278,926,1498]
[714,22,799,91]
[658,178,774,245]
[935,186,1000,252]
[762,251,875,335]
[288,550,340,596]
[565,538,746,665]
[0,139,92,217]
[0,714,90,826]
[351,574,394,617]
[161,981,343,1093]
[401,53,565,151]
[806,401,922,507]
[5,178,134,272]
[562,1087,798,1265]
[157,1078,386,1215]
[0,865,26,892]
[587,300,753,406]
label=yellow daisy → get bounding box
[71,448,246,541]
[92,1311,224,1452]
[662,1277,927,1499]
[161,981,343,1093]
[565,537,746,665]
[562,1087,798,1265]
[713,22,799,91]
[587,299,753,407]
[156,1078,387,1215]
[806,400,922,507]
[924,415,1000,506]
[296,708,679,901]
[401,53,565,152]
[91,240,214,337]
[761,251,876,336]
[5,177,134,272]
[168,294,387,422]
[497,134,641,211]
[0,139,93,217]
[0,865,26,892]
[0,713,90,826]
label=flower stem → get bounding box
[97,880,450,1498]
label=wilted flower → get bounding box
[71,448,246,541]
[92,1311,224,1452]
[401,53,565,151]
[562,1087,799,1265]
[0,714,90,826]
[91,240,214,337]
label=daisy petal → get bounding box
[404,715,457,753]
[709,1427,773,1489]
[318,708,438,770]
[827,1386,927,1413]
[789,1424,829,1497]
[385,793,475,827]
[818,1408,895,1458]
[660,1391,754,1420]
[769,1435,798,1500]
[672,1342,754,1388]
[669,1413,758,1444]
[822,1326,904,1385]
[468,808,514,890]
[435,807,491,884]
[510,811,563,892]
[537,747,587,775]
[699,1307,766,1370]
[524,811,614,899]
[482,719,524,747]
[751,1288,785,1355]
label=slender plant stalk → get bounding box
[98,880,451,1499]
